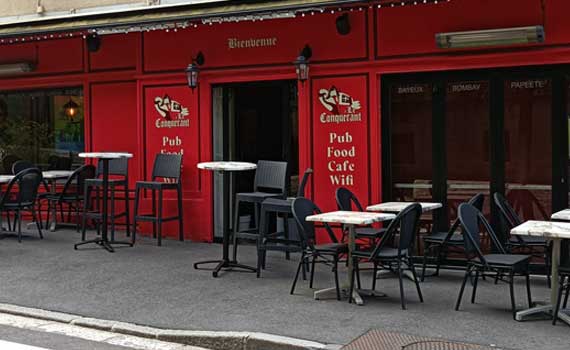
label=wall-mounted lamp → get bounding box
[294,45,312,83]
[0,62,34,76]
[63,98,79,120]
[436,25,545,49]
[185,51,205,90]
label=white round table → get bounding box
[194,161,257,277]
[74,152,133,253]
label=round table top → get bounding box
[79,152,133,159]
[197,161,257,172]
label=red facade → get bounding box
[1,0,569,242]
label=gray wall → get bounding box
[1,0,145,17]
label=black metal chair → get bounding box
[553,240,570,325]
[232,160,288,261]
[350,203,424,309]
[11,160,34,175]
[494,192,548,252]
[335,187,386,243]
[290,197,348,300]
[0,168,44,242]
[132,154,183,246]
[44,164,96,232]
[12,160,52,229]
[82,157,130,241]
[455,203,532,319]
[256,168,313,277]
[421,193,485,281]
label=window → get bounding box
[0,88,84,173]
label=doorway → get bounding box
[212,80,299,239]
[381,66,569,241]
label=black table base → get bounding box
[194,259,256,278]
[74,238,133,253]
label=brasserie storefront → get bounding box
[0,0,569,242]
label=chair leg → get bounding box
[157,189,163,246]
[177,186,184,241]
[455,266,472,311]
[16,210,22,243]
[525,272,532,309]
[256,247,263,278]
[290,253,304,295]
[110,188,116,241]
[471,269,479,304]
[509,271,517,320]
[397,260,406,310]
[32,206,43,239]
[356,260,362,290]
[132,187,140,245]
[563,280,570,309]
[372,262,378,291]
[409,259,423,303]
[151,189,157,239]
[309,255,316,288]
[82,186,90,241]
[421,244,430,282]
[349,258,356,304]
[124,185,130,237]
[553,276,566,325]
[333,256,341,301]
[284,215,290,260]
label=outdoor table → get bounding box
[193,161,257,277]
[511,220,570,325]
[306,210,396,305]
[551,209,570,221]
[74,152,133,253]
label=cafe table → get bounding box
[74,152,133,253]
[511,220,570,325]
[306,210,396,305]
[193,161,257,277]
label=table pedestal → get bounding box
[194,170,256,277]
[515,239,570,325]
[74,158,132,253]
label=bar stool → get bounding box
[257,168,313,277]
[132,154,183,246]
[232,160,288,261]
[81,157,130,241]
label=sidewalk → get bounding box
[0,228,568,349]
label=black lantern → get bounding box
[294,45,312,83]
[186,51,205,90]
[63,98,79,120]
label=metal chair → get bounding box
[11,160,34,175]
[421,193,485,281]
[132,154,183,246]
[0,168,44,242]
[44,164,96,232]
[82,157,130,241]
[12,160,51,229]
[553,240,570,325]
[350,203,423,309]
[290,197,348,300]
[257,168,313,277]
[232,160,288,261]
[335,187,386,243]
[455,203,532,319]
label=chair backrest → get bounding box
[493,192,524,244]
[96,157,129,177]
[296,168,313,198]
[370,203,422,258]
[0,168,43,207]
[151,154,182,181]
[292,197,339,249]
[12,160,34,175]
[254,160,288,195]
[61,164,96,197]
[2,154,21,174]
[458,203,507,265]
[446,193,485,236]
[335,187,364,212]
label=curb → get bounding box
[0,303,339,350]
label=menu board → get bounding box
[144,85,199,193]
[312,75,369,213]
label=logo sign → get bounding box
[153,94,190,128]
[318,86,362,124]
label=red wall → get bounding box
[2,0,570,242]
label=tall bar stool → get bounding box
[81,157,130,241]
[132,154,183,246]
[257,168,313,277]
[232,160,288,261]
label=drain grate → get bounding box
[342,330,508,350]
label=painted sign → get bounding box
[145,85,199,194]
[312,75,369,216]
